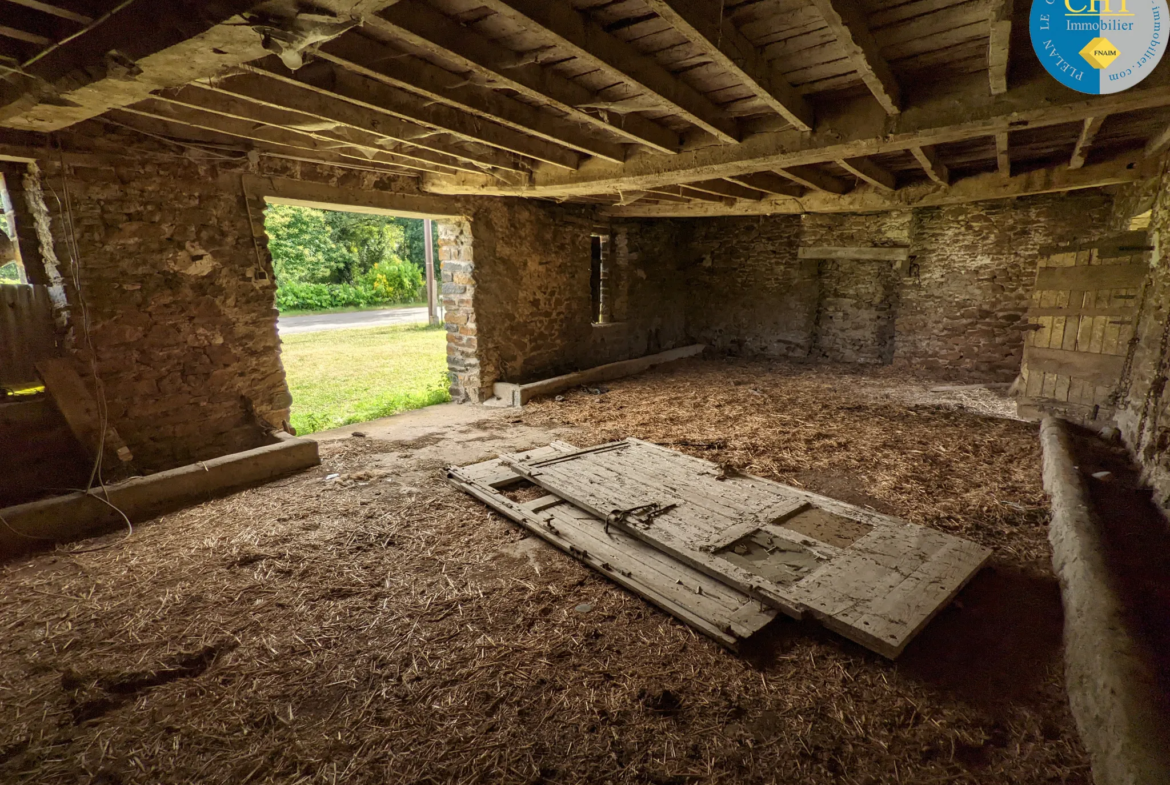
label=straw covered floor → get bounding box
[0,358,1087,784]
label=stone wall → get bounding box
[678,193,1114,378]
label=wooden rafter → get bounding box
[775,166,852,194]
[150,85,493,175]
[1070,116,1106,169]
[314,34,627,163]
[243,60,581,171]
[3,1,93,25]
[370,0,679,153]
[988,0,1013,96]
[836,157,895,191]
[419,69,1170,199]
[725,172,803,197]
[470,0,738,144]
[640,0,813,131]
[910,146,949,185]
[809,0,900,114]
[681,179,765,201]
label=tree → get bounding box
[265,205,338,284]
[322,209,405,283]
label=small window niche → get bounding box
[590,231,612,325]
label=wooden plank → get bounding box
[492,344,705,405]
[1024,346,1126,387]
[798,246,910,261]
[1034,264,1148,291]
[995,131,1010,175]
[725,171,803,196]
[35,358,133,465]
[775,165,852,194]
[0,283,55,390]
[448,447,778,650]
[808,0,901,114]
[1027,306,1131,318]
[502,438,990,658]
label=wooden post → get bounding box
[423,218,438,326]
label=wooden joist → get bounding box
[836,157,896,191]
[1070,116,1106,169]
[314,34,628,163]
[640,0,814,131]
[424,68,1170,198]
[682,179,765,201]
[371,0,679,153]
[5,0,93,25]
[470,0,739,144]
[988,0,1013,95]
[809,0,901,114]
[725,172,803,197]
[910,145,949,185]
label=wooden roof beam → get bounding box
[809,0,900,114]
[989,0,1013,95]
[370,0,678,154]
[314,34,627,163]
[3,1,93,25]
[641,0,813,131]
[995,131,1011,176]
[150,84,495,175]
[119,100,476,175]
[910,146,949,185]
[0,0,272,131]
[244,59,581,170]
[836,157,895,191]
[470,0,738,144]
[1070,115,1106,169]
[423,69,1170,198]
[775,166,851,194]
[602,154,1162,218]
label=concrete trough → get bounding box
[0,433,320,560]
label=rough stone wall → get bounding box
[678,194,1113,376]
[896,193,1115,378]
[30,143,420,471]
[683,215,814,357]
[462,208,688,400]
[1114,179,1170,515]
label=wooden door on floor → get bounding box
[1018,231,1150,424]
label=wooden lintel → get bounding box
[910,145,949,185]
[836,157,895,190]
[798,246,909,261]
[641,0,813,131]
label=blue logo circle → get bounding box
[1030,0,1168,93]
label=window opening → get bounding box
[264,202,449,434]
[0,172,25,285]
[591,232,611,324]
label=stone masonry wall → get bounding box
[30,141,420,471]
[679,193,1113,377]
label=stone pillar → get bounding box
[438,218,481,402]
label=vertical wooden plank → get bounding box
[1050,315,1067,350]
[1089,316,1107,353]
[1062,314,1081,351]
[1041,372,1058,398]
[1069,377,1085,403]
[1054,374,1071,402]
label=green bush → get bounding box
[274,261,422,312]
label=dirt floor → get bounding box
[0,359,1090,784]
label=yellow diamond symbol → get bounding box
[1080,37,1120,69]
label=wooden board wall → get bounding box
[1018,233,1149,423]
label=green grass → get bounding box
[282,323,450,435]
[278,301,426,317]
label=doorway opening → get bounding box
[264,201,448,435]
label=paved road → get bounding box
[278,306,429,335]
